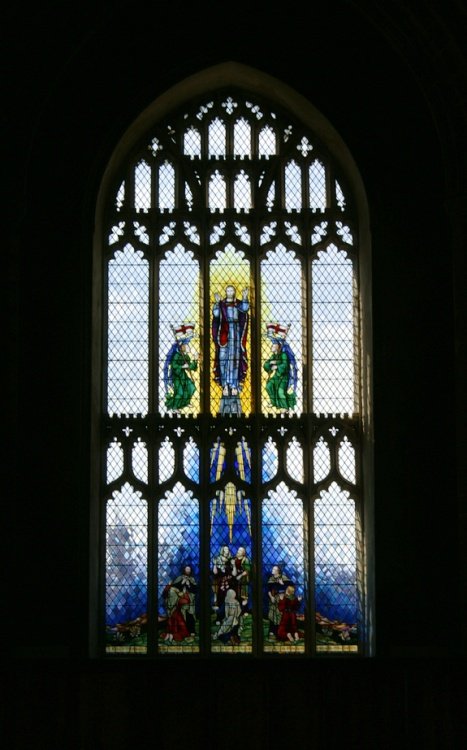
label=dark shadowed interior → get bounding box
[5,2,466,747]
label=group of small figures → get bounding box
[157,550,305,648]
[213,553,305,645]
[107,600,357,649]
[211,545,251,645]
[107,550,357,648]
[158,546,253,646]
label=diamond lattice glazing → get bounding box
[313,437,331,481]
[233,119,251,158]
[159,438,175,483]
[105,484,147,652]
[234,171,251,211]
[107,439,124,483]
[312,244,355,414]
[107,245,148,416]
[261,244,302,413]
[314,482,358,650]
[286,437,303,483]
[339,437,356,484]
[184,127,201,158]
[208,118,226,157]
[259,126,276,156]
[134,160,151,211]
[285,161,302,211]
[159,162,175,210]
[101,90,364,657]
[132,439,148,483]
[309,160,326,211]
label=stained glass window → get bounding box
[97,80,370,657]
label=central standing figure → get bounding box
[212,285,249,401]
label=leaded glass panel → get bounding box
[262,437,278,482]
[234,171,251,211]
[105,484,148,654]
[258,125,276,156]
[132,439,148,484]
[261,244,302,414]
[285,160,302,211]
[314,436,331,481]
[209,171,226,211]
[312,243,356,415]
[210,492,253,653]
[107,244,148,416]
[208,118,226,157]
[233,118,251,158]
[100,86,366,658]
[335,180,346,210]
[266,182,275,209]
[159,245,200,416]
[184,437,199,483]
[134,160,151,211]
[309,160,326,211]
[339,436,356,484]
[159,437,175,483]
[262,483,306,653]
[158,484,199,652]
[314,482,358,652]
[107,439,124,483]
[286,437,304,483]
[159,161,175,211]
[184,127,201,158]
[210,245,251,415]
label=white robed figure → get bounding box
[214,589,243,645]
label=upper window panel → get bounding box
[105,91,357,420]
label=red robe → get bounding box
[166,593,191,641]
[277,596,300,640]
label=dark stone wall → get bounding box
[5,1,466,746]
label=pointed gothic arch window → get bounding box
[92,64,373,657]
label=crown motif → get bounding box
[266,322,290,341]
[172,323,195,343]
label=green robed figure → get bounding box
[164,324,198,412]
[263,323,297,412]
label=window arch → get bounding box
[92,63,373,657]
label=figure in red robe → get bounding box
[277,585,302,642]
[162,585,191,643]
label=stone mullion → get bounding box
[199,206,212,654]
[250,203,263,654]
